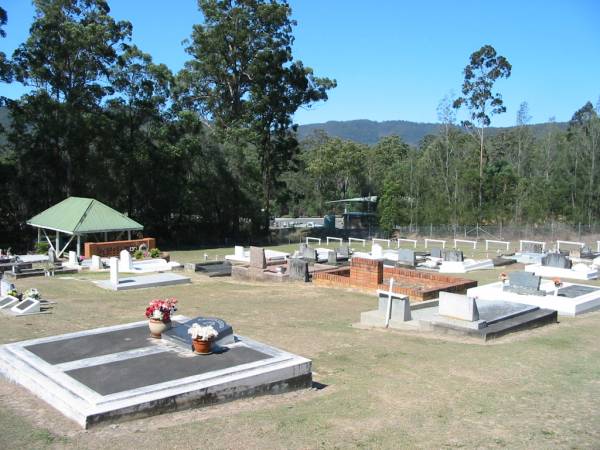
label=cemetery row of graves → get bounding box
[0,199,599,444]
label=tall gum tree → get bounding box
[453,45,511,218]
[179,0,336,232]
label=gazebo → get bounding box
[27,197,144,258]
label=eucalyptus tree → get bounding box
[179,0,336,231]
[453,45,511,216]
[8,0,131,210]
[0,6,11,83]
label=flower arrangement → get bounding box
[187,323,218,341]
[24,288,40,300]
[7,288,18,297]
[553,277,562,288]
[145,297,178,322]
[499,272,508,283]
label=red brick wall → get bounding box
[84,238,156,259]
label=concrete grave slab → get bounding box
[524,263,598,280]
[438,292,479,321]
[0,316,312,428]
[95,272,191,291]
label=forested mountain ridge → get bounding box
[297,119,568,146]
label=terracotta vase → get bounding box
[192,338,213,355]
[148,318,171,338]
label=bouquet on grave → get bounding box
[24,288,40,300]
[187,323,218,342]
[145,297,178,322]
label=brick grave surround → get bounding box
[84,238,156,259]
[313,257,477,301]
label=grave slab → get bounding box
[524,263,598,280]
[0,316,312,428]
[95,272,191,291]
[468,280,600,316]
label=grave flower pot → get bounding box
[148,318,171,338]
[192,338,213,355]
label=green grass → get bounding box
[1,245,599,449]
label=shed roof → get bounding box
[27,197,143,235]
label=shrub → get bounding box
[35,242,49,254]
[133,249,144,260]
[150,248,160,258]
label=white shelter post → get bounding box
[76,235,81,257]
[55,230,59,255]
[127,230,131,240]
[37,228,41,245]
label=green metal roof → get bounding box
[27,197,143,235]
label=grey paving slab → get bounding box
[557,285,600,298]
[25,325,154,364]
[66,346,271,395]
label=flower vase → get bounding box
[148,318,171,338]
[192,338,213,355]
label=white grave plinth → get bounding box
[438,259,494,273]
[438,292,479,321]
[524,263,598,281]
[467,281,600,316]
[90,255,102,271]
[0,295,19,310]
[1,279,14,297]
[109,257,119,287]
[119,250,133,272]
[10,298,41,315]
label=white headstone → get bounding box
[234,246,245,259]
[438,292,479,322]
[1,279,14,297]
[110,257,119,287]
[68,251,78,266]
[371,243,383,259]
[48,249,56,262]
[119,249,133,272]
[91,255,102,270]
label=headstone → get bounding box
[569,248,581,258]
[249,246,267,269]
[430,247,443,258]
[336,245,350,260]
[11,298,41,315]
[327,250,337,265]
[234,245,245,259]
[109,257,119,287]
[288,258,309,282]
[522,242,543,253]
[1,279,14,297]
[119,249,133,272]
[0,295,19,310]
[47,249,56,263]
[300,244,317,261]
[68,251,78,266]
[542,253,572,269]
[503,271,546,296]
[443,249,464,262]
[12,264,20,274]
[91,255,102,270]
[438,292,479,321]
[371,243,383,259]
[397,249,416,267]
[377,291,411,322]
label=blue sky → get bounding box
[2,0,599,126]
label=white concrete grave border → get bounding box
[519,240,546,252]
[326,237,343,245]
[485,239,510,251]
[556,240,585,252]
[348,238,366,248]
[454,239,477,249]
[425,238,446,249]
[372,238,391,248]
[0,315,311,428]
[397,238,417,248]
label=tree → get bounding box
[453,45,511,216]
[180,0,335,232]
[0,6,12,83]
[8,0,132,208]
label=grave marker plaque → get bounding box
[327,250,337,265]
[504,271,546,296]
[542,253,572,269]
[443,249,464,262]
[397,249,416,267]
[430,247,443,258]
[336,245,350,260]
[288,258,309,282]
[249,246,267,269]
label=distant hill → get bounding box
[297,119,568,146]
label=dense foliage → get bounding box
[0,2,598,251]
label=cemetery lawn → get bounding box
[1,250,599,449]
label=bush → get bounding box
[35,241,49,254]
[133,249,144,260]
[150,248,160,258]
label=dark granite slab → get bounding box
[557,285,600,298]
[475,299,537,322]
[26,325,154,365]
[66,346,271,395]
